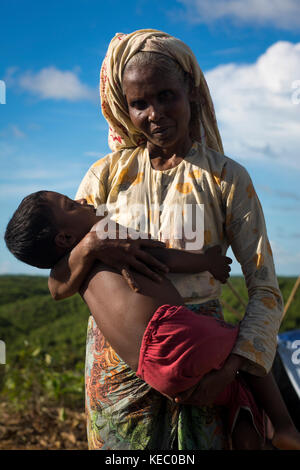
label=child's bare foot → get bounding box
[272,428,300,450]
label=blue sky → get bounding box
[0,0,300,276]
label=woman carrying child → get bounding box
[48,29,286,450]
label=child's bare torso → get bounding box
[80,263,184,369]
[82,262,183,328]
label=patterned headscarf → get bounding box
[100,29,224,154]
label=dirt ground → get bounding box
[0,401,88,450]
[0,401,279,451]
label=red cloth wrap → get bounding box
[136,304,264,437]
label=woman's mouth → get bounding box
[152,126,172,136]
[152,126,168,134]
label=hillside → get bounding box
[0,274,299,449]
[1,274,299,371]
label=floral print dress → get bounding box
[76,142,283,449]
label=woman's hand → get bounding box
[174,368,233,406]
[204,245,232,283]
[49,229,169,300]
[174,354,245,406]
[85,231,169,291]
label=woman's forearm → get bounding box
[49,244,202,300]
[145,245,231,283]
[173,353,248,406]
[48,231,169,300]
[145,247,208,273]
[48,233,96,300]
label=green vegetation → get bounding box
[221,276,300,332]
[0,274,299,411]
[0,275,90,410]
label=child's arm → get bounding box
[49,236,231,300]
[145,245,232,283]
[48,232,95,300]
[48,210,231,300]
[48,231,168,300]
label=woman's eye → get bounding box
[159,90,174,100]
[130,100,147,110]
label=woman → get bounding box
[49,29,283,450]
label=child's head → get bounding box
[5,191,97,269]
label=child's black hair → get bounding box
[4,191,62,269]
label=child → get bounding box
[5,190,300,450]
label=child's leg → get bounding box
[214,376,265,449]
[232,409,263,450]
[137,304,265,449]
[246,372,300,450]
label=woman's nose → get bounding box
[148,103,163,122]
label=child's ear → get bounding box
[55,231,76,249]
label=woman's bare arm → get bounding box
[146,245,232,282]
[174,354,247,406]
[48,231,169,300]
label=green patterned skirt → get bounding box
[85,299,230,450]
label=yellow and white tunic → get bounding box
[76,141,283,377]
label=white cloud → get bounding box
[178,0,300,30]
[204,41,300,170]
[19,66,96,101]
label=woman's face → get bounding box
[123,64,193,155]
